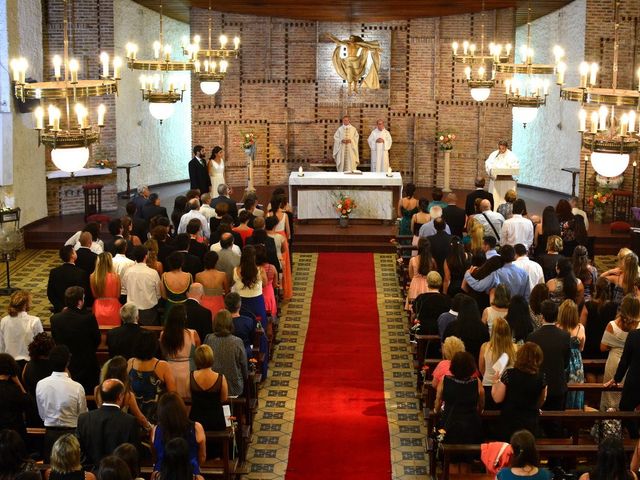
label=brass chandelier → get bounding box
[185,0,240,96]
[560,0,639,178]
[10,0,118,173]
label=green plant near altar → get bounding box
[436,132,456,151]
[241,131,256,150]
[334,193,357,218]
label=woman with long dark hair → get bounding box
[171,196,188,233]
[547,257,584,305]
[579,437,637,480]
[497,429,551,479]
[160,305,200,400]
[195,251,229,319]
[580,276,617,363]
[208,146,225,196]
[573,245,598,302]
[443,295,489,362]
[152,393,206,476]
[398,183,418,236]
[153,437,204,480]
[505,295,534,344]
[443,236,469,296]
[410,197,431,241]
[529,283,549,330]
[534,205,561,257]
[0,429,37,480]
[160,251,193,323]
[406,237,437,309]
[557,199,578,257]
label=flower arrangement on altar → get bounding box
[241,132,256,151]
[589,189,613,211]
[95,159,109,169]
[334,193,357,218]
[436,132,456,151]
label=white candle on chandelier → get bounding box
[543,79,550,96]
[556,61,566,85]
[168,81,174,92]
[598,105,608,131]
[203,60,209,72]
[629,111,636,133]
[620,113,629,136]
[505,43,512,57]
[34,107,44,130]
[153,41,161,59]
[578,109,587,132]
[505,79,511,95]
[113,57,122,79]
[100,52,109,77]
[11,57,27,84]
[469,43,476,56]
[527,48,534,63]
[233,37,240,50]
[579,62,589,88]
[52,55,62,80]
[194,60,201,73]
[220,60,228,73]
[589,63,598,86]
[97,104,106,126]
[47,105,56,127]
[164,45,172,61]
[74,103,86,128]
[553,45,564,64]
[193,35,201,46]
[51,107,61,131]
[519,45,527,62]
[464,66,471,80]
[211,60,217,73]
[139,74,147,90]
[451,42,458,55]
[478,66,485,80]
[219,35,228,49]
[463,41,469,55]
[590,111,598,134]
[69,59,79,83]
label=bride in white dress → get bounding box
[208,146,225,195]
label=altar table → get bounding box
[288,172,403,220]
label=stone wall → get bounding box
[190,9,516,190]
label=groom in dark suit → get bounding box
[188,145,211,195]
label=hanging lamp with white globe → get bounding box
[148,102,175,123]
[470,87,491,102]
[512,106,538,127]
[50,147,90,173]
[590,152,629,178]
[200,81,220,95]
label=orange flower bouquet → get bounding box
[334,193,357,218]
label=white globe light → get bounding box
[51,147,89,173]
[148,102,175,121]
[590,152,629,177]
[512,106,538,125]
[470,88,491,102]
[200,81,220,95]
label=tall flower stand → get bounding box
[244,145,256,193]
[443,150,452,193]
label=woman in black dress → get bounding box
[533,206,561,258]
[434,351,484,444]
[492,342,547,441]
[443,236,470,296]
[505,295,534,344]
[537,235,565,282]
[580,277,617,363]
[46,434,96,480]
[0,354,30,439]
[189,345,228,458]
[22,332,55,396]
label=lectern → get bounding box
[488,168,519,209]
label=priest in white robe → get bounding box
[333,116,360,172]
[367,119,392,173]
[485,140,520,209]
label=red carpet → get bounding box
[286,253,391,479]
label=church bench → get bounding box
[439,443,636,480]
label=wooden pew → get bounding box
[439,443,637,480]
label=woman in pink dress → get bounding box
[195,251,229,320]
[267,193,293,301]
[90,252,121,327]
[160,304,200,400]
[255,245,278,317]
[406,237,437,311]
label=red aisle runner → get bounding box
[285,253,391,479]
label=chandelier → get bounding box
[184,0,240,96]
[494,3,565,127]
[9,0,117,173]
[451,1,510,102]
[560,0,639,178]
[125,1,192,123]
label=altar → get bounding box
[288,172,403,221]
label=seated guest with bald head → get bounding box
[474,199,505,241]
[185,283,213,342]
[77,378,141,469]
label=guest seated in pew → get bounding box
[479,317,516,410]
[189,345,228,459]
[152,393,206,477]
[492,342,547,441]
[152,437,204,480]
[405,237,437,310]
[45,434,96,480]
[497,429,552,480]
[96,455,133,480]
[434,351,484,444]
[204,310,248,397]
[127,331,176,424]
[113,443,143,480]
[95,357,151,432]
[579,437,638,480]
[443,295,489,363]
[0,429,38,479]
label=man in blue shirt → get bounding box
[464,244,530,301]
[418,206,451,237]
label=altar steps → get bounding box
[293,223,397,253]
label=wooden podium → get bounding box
[489,167,519,209]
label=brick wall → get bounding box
[190,9,515,190]
[43,0,117,215]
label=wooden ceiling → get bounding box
[132,1,574,26]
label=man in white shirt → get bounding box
[211,236,242,256]
[514,243,545,291]
[178,198,210,238]
[199,193,217,221]
[122,245,161,325]
[570,196,589,231]
[112,239,135,299]
[500,199,534,250]
[0,291,43,362]
[367,119,392,172]
[333,116,359,172]
[36,345,87,461]
[474,199,505,241]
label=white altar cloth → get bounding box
[288,172,403,220]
